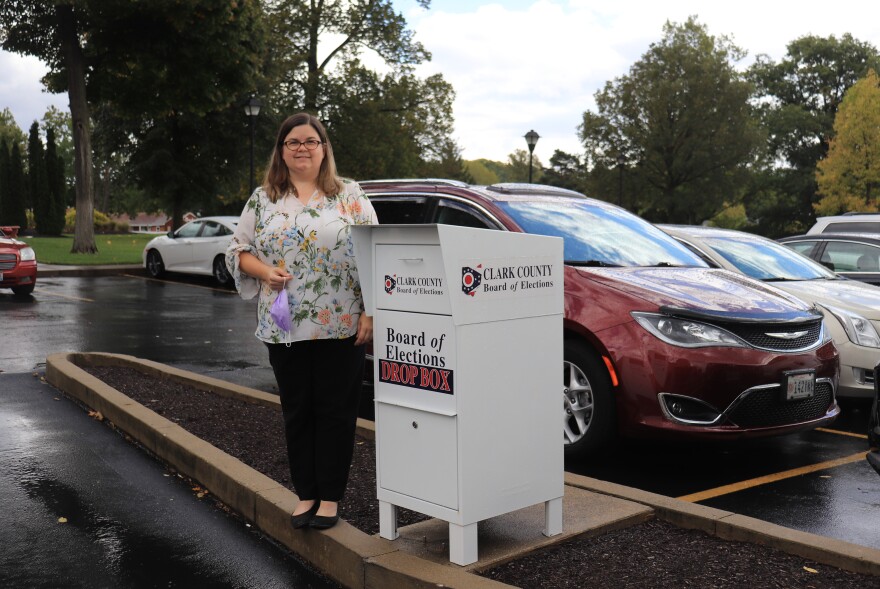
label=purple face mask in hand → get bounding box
[270,280,291,332]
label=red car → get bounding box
[0,226,37,296]
[360,180,840,456]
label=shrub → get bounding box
[64,208,127,233]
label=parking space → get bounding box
[2,274,879,551]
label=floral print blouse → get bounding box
[226,179,378,343]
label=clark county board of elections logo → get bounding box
[384,274,397,294]
[461,265,482,296]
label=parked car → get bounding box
[0,226,37,296]
[661,224,880,400]
[807,213,880,235]
[778,233,880,286]
[142,216,238,286]
[868,358,880,476]
[360,180,840,455]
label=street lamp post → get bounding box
[616,153,625,208]
[244,96,263,194]
[524,130,540,183]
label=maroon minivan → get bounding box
[359,180,840,456]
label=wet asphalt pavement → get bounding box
[2,270,880,581]
[0,371,336,589]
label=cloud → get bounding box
[0,52,68,130]
[401,0,880,160]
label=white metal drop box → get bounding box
[352,224,564,566]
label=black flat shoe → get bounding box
[309,514,340,530]
[290,502,319,529]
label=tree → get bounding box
[0,108,27,153]
[814,69,880,214]
[747,34,880,234]
[41,106,74,207]
[6,142,28,229]
[27,121,52,235]
[265,1,463,181]
[464,160,499,185]
[1,1,97,252]
[419,139,474,183]
[44,126,66,234]
[542,150,588,193]
[506,149,543,183]
[0,139,9,224]
[80,1,267,228]
[578,17,762,224]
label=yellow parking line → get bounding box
[123,274,235,294]
[815,427,868,440]
[677,452,868,503]
[33,289,94,303]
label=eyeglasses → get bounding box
[282,139,323,151]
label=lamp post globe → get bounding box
[244,96,263,194]
[524,130,540,183]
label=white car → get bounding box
[661,224,880,399]
[142,216,238,286]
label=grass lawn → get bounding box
[22,234,157,265]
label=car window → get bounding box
[822,241,880,272]
[174,220,203,238]
[435,199,494,229]
[370,198,429,224]
[783,241,817,257]
[498,200,706,267]
[699,235,836,280]
[200,221,223,238]
[823,221,880,233]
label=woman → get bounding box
[226,112,377,530]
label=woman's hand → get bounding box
[238,252,291,291]
[355,314,373,346]
[264,266,292,291]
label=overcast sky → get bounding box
[2,1,879,162]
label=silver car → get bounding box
[661,224,880,399]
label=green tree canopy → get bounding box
[265,0,463,181]
[815,69,880,214]
[747,34,880,234]
[579,17,762,224]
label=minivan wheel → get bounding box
[563,340,616,456]
[146,250,165,278]
[213,255,231,286]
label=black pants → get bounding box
[266,337,365,502]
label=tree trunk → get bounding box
[57,2,97,254]
[304,3,320,112]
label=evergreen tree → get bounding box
[44,127,66,235]
[28,122,51,235]
[0,139,8,224]
[8,142,28,230]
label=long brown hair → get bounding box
[262,113,343,203]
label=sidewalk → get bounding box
[44,352,880,589]
[38,263,143,278]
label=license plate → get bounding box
[784,371,815,401]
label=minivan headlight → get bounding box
[20,247,35,261]
[820,304,880,348]
[632,312,746,348]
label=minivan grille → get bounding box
[725,381,833,427]
[714,320,822,351]
[0,253,16,270]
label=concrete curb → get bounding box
[46,352,510,589]
[45,352,880,585]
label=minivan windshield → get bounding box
[498,200,707,268]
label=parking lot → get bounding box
[2,272,878,551]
